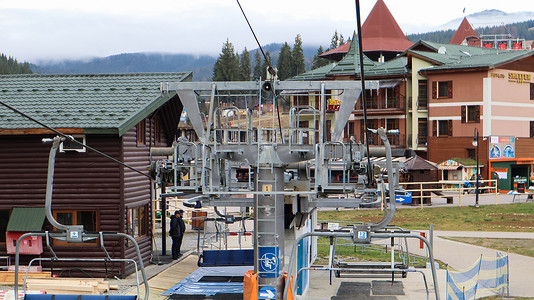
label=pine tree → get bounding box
[261,51,272,80]
[339,34,345,46]
[212,39,240,81]
[311,46,330,70]
[291,34,306,77]
[239,48,251,81]
[277,42,292,81]
[329,30,339,50]
[0,53,33,74]
[253,51,263,80]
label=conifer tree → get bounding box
[329,30,339,50]
[0,53,33,74]
[239,48,251,81]
[261,51,272,80]
[311,46,330,70]
[291,34,306,77]
[277,42,292,81]
[253,51,263,80]
[212,39,240,81]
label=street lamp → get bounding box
[472,128,480,207]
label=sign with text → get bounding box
[327,98,341,111]
[489,136,515,159]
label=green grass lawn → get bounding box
[318,203,534,232]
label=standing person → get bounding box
[170,209,186,259]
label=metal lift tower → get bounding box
[151,80,440,299]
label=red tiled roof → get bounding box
[361,0,413,52]
[319,42,351,58]
[449,17,480,46]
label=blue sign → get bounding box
[358,231,367,239]
[258,246,279,278]
[395,191,412,204]
[258,286,276,299]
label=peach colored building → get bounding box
[410,41,534,189]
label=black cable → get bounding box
[236,0,275,77]
[355,0,373,184]
[0,100,151,178]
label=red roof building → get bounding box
[449,17,481,46]
[319,0,413,62]
[319,42,351,62]
[361,0,413,59]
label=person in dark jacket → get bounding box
[170,209,185,259]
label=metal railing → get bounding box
[398,179,498,208]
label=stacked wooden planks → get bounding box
[0,272,52,285]
[25,278,119,295]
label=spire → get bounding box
[361,0,413,52]
[450,17,480,46]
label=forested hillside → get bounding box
[0,53,32,74]
[408,19,534,43]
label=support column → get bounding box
[255,166,285,294]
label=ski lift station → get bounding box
[147,79,440,299]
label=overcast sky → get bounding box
[1,0,532,62]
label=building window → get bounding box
[467,148,476,160]
[60,135,86,152]
[461,105,480,123]
[530,121,534,138]
[418,80,428,108]
[128,205,148,238]
[437,120,452,136]
[0,210,9,243]
[137,120,146,145]
[530,83,534,100]
[418,118,428,145]
[53,210,97,245]
[432,81,453,99]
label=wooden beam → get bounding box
[0,128,84,135]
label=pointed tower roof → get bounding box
[449,17,480,46]
[328,32,377,77]
[361,0,413,52]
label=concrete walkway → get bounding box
[134,195,534,299]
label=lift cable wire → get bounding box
[236,0,275,77]
[236,0,284,143]
[0,100,151,179]
[355,0,373,184]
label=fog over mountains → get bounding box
[435,9,534,31]
[31,9,534,81]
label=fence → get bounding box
[446,253,509,300]
[398,180,498,208]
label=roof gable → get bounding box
[361,0,413,52]
[0,72,191,136]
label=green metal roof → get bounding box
[292,32,408,81]
[6,207,46,231]
[0,72,192,136]
[409,41,534,72]
[290,63,336,81]
[328,34,377,77]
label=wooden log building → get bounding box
[0,72,191,277]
